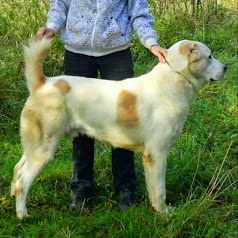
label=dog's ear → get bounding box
[179,41,200,62]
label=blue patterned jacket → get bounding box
[46,0,159,56]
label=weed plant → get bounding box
[0,0,237,237]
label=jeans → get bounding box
[64,48,137,196]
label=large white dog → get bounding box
[11,38,227,219]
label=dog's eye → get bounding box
[208,55,212,59]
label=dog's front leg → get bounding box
[142,149,168,213]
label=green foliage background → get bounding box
[0,0,237,237]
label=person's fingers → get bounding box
[161,48,168,58]
[157,47,167,63]
[44,30,56,39]
[37,27,55,39]
[37,27,47,39]
[159,49,167,64]
[159,54,166,63]
[158,54,166,64]
[150,45,167,63]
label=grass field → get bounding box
[0,0,237,237]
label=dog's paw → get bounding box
[17,211,30,219]
[157,205,169,214]
[153,203,175,215]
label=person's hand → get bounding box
[37,27,56,40]
[150,45,167,64]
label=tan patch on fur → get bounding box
[36,75,46,90]
[117,90,139,127]
[15,182,23,196]
[179,41,195,56]
[14,160,25,171]
[114,143,144,152]
[142,154,154,165]
[21,105,43,143]
[54,79,71,95]
[180,41,200,63]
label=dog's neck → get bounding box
[165,60,201,91]
[165,60,181,75]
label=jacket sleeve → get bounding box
[46,0,71,33]
[128,0,159,49]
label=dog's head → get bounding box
[166,40,227,86]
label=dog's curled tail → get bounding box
[24,38,52,93]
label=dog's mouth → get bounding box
[209,67,227,82]
[208,76,222,83]
[209,77,222,83]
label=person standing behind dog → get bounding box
[38,0,167,210]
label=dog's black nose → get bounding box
[224,66,228,72]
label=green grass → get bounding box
[0,0,237,237]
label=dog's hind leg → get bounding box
[11,153,27,197]
[12,138,59,219]
[142,147,169,213]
